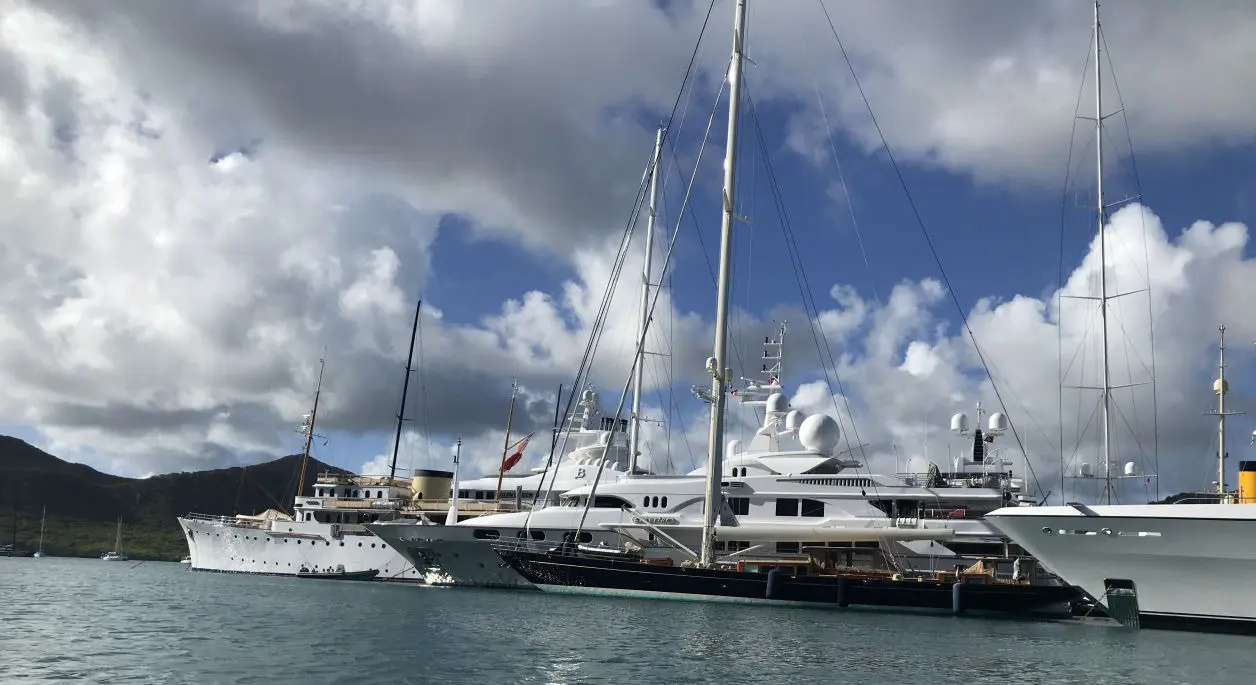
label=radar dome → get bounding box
[1123,461,1137,477]
[1078,462,1093,478]
[988,412,1008,432]
[766,393,789,414]
[798,414,841,455]
[784,410,806,431]
[950,413,969,433]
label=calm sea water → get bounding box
[3,557,1255,684]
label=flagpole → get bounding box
[494,379,520,501]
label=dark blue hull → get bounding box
[495,548,1080,617]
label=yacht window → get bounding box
[651,496,659,507]
[473,529,500,540]
[459,490,470,498]
[561,531,593,543]
[660,496,668,508]
[643,497,650,508]
[800,499,824,518]
[593,495,631,509]
[776,541,800,554]
[740,467,748,477]
[530,530,545,541]
[728,497,750,516]
[775,498,799,517]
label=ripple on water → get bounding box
[2,557,1256,685]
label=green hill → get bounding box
[1,436,348,561]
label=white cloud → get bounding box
[785,204,1256,502]
[3,0,1256,505]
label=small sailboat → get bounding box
[33,507,45,558]
[101,517,129,561]
[180,556,191,565]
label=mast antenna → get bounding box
[1205,326,1241,498]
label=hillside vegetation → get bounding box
[1,436,345,560]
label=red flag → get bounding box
[501,435,531,473]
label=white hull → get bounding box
[367,522,674,588]
[987,504,1256,631]
[179,516,423,583]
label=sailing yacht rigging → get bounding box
[489,0,1074,616]
[986,1,1256,634]
[178,306,437,582]
[33,506,45,558]
[101,517,128,561]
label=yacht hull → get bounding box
[987,505,1256,633]
[495,547,1078,617]
[367,522,661,588]
[179,516,424,583]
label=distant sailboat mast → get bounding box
[389,300,422,482]
[35,506,45,557]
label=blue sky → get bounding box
[5,0,1256,503]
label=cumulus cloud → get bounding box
[3,0,1256,503]
[781,204,1256,503]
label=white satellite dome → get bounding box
[766,392,789,415]
[784,410,806,431]
[950,413,969,433]
[798,414,841,455]
[988,412,1008,431]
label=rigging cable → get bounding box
[742,84,868,467]
[531,0,720,510]
[533,38,727,511]
[1101,26,1160,500]
[816,0,1044,497]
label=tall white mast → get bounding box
[630,125,666,475]
[1094,0,1114,505]
[445,437,462,525]
[1216,326,1229,495]
[699,0,748,568]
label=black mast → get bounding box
[389,299,422,481]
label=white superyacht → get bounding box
[988,327,1256,633]
[986,2,1256,634]
[370,338,1037,588]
